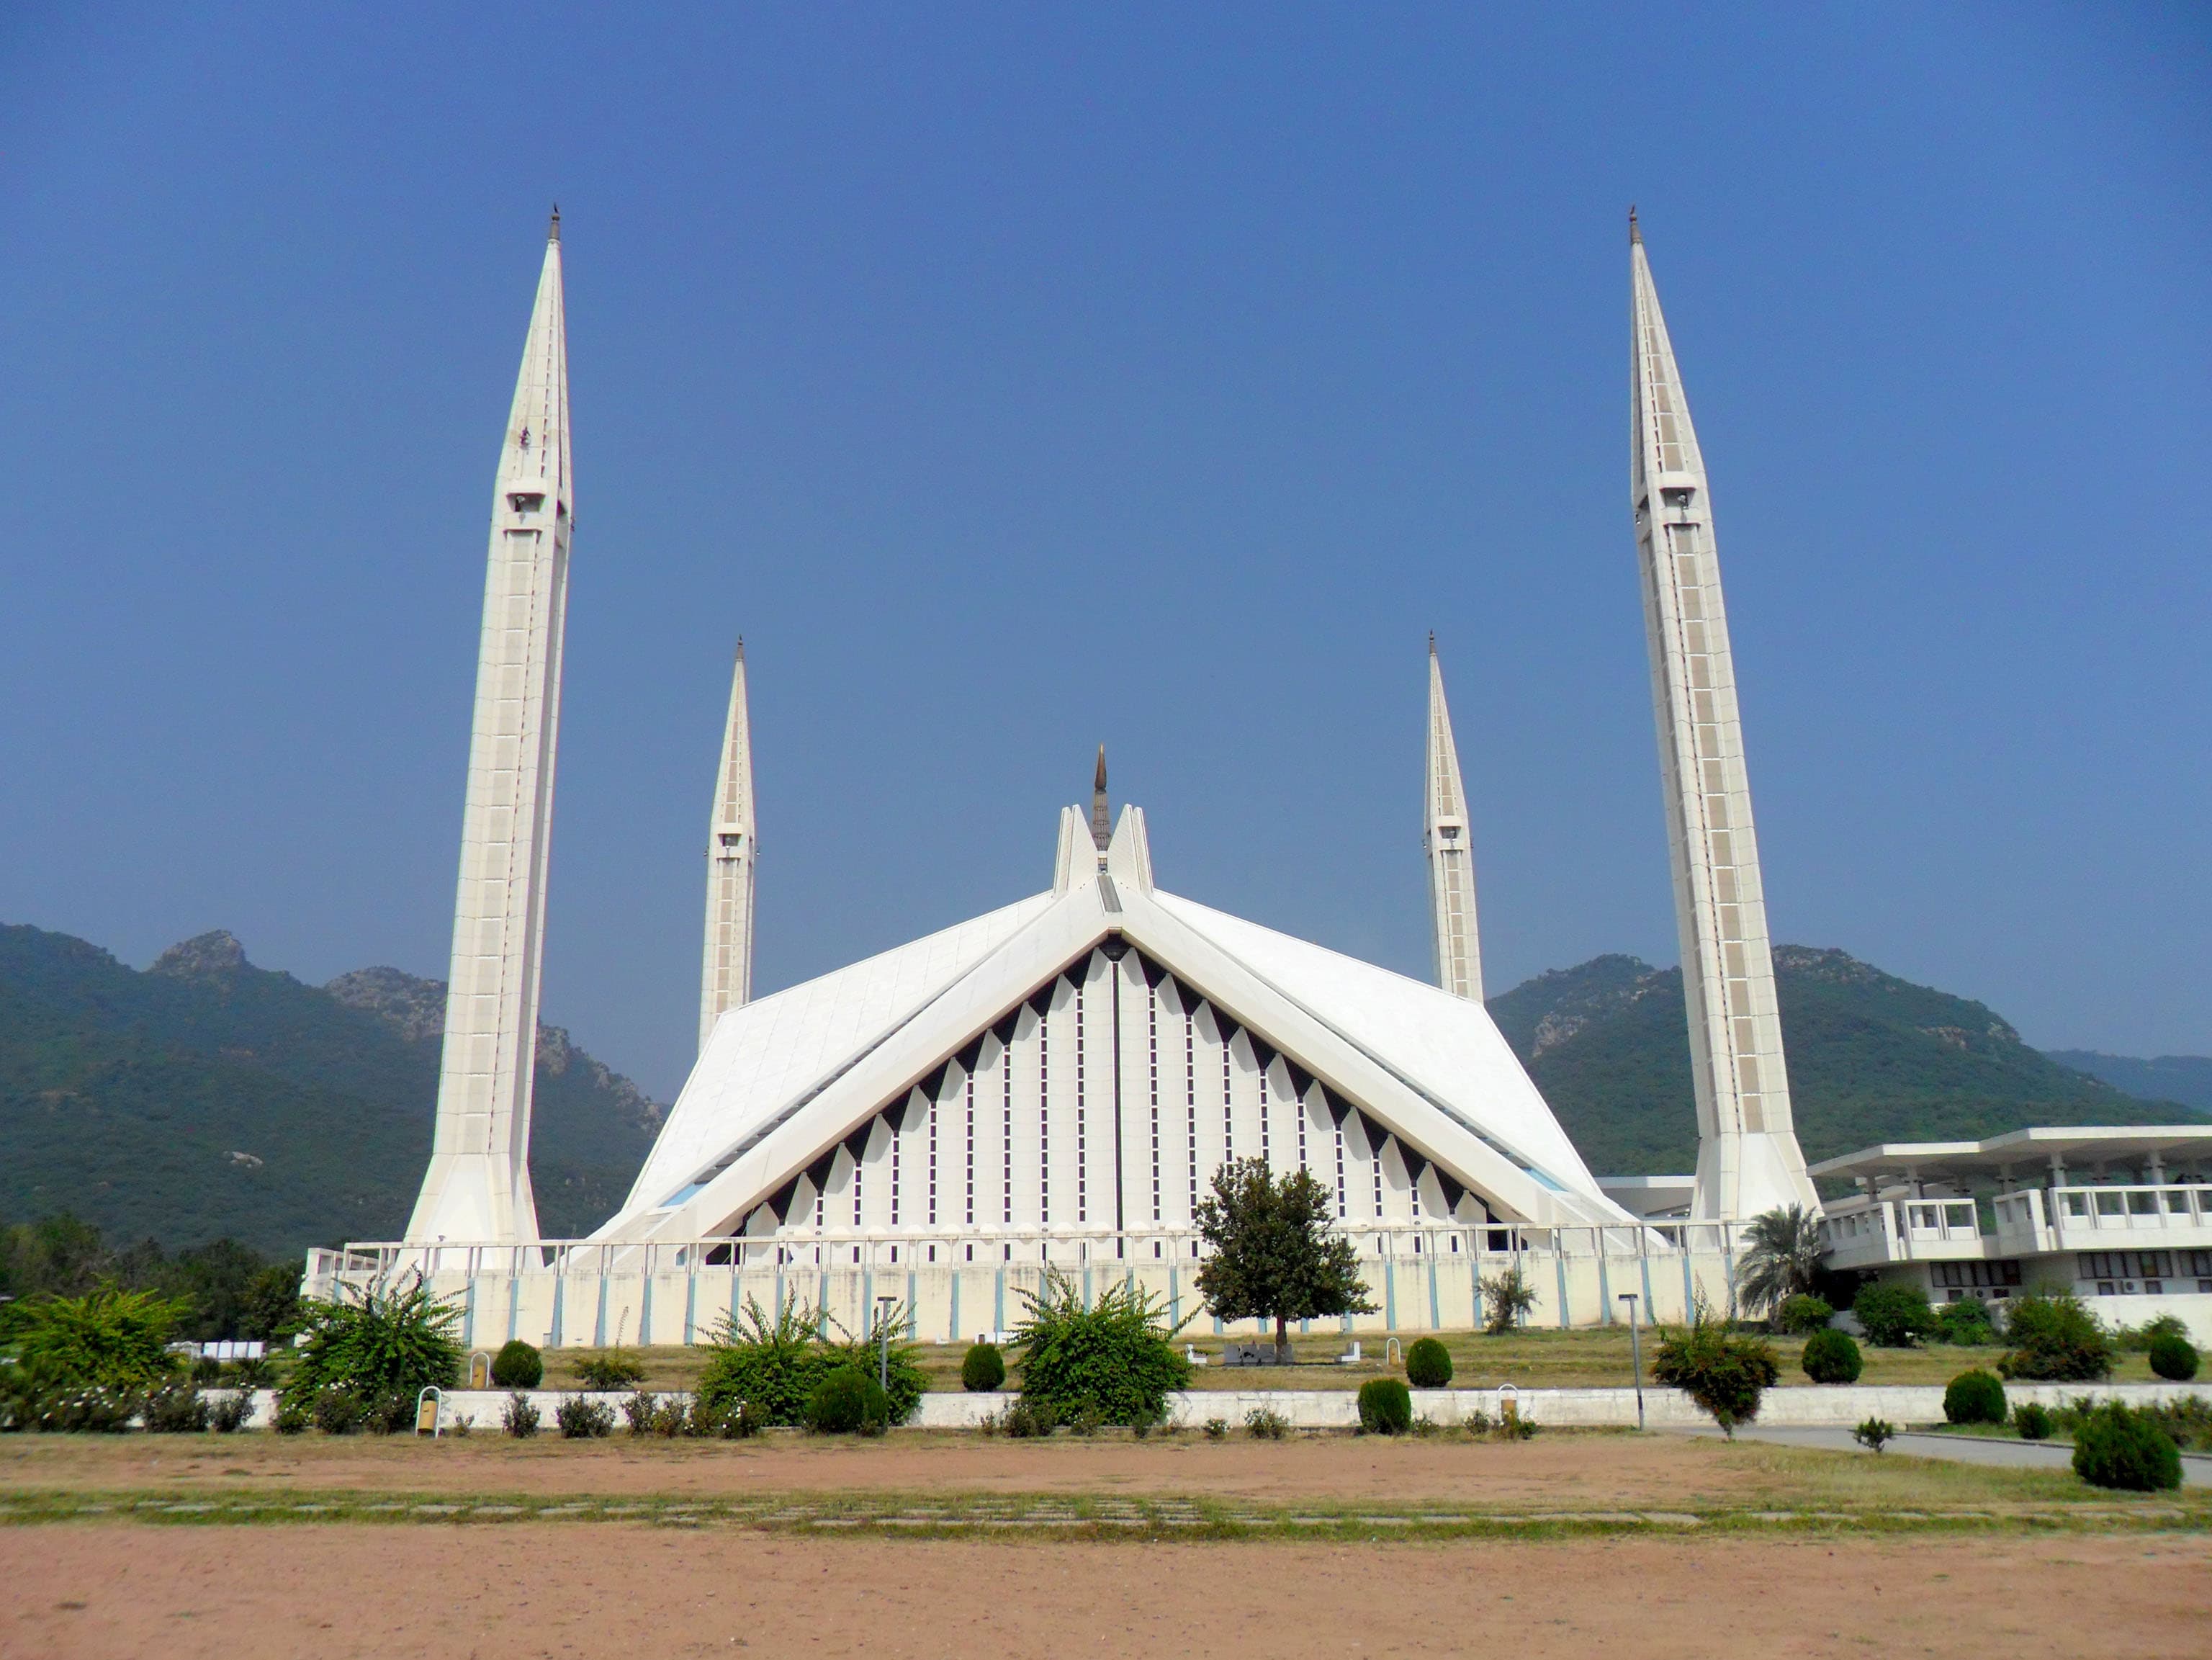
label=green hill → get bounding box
[0,924,662,1254]
[2043,1049,2212,1115]
[1489,946,2203,1177]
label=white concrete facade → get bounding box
[698,642,757,1052]
[1629,215,1817,1223]
[407,217,573,1245]
[1423,639,1484,1002]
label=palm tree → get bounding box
[1735,1205,1824,1318]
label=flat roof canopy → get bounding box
[1811,1126,2212,1187]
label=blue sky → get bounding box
[1,5,2206,1100]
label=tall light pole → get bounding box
[876,1295,899,1393]
[1618,1293,1645,1430]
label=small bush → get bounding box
[2147,1334,2199,1383]
[490,1340,544,1389]
[0,1286,191,1391]
[1852,1283,1937,1348]
[1202,1417,1228,1440]
[502,1391,541,1438]
[1460,1406,1493,1436]
[651,1396,690,1437]
[695,1298,831,1427]
[1011,1270,1190,1430]
[1997,1292,2115,1382]
[2116,1313,2189,1352]
[361,1391,413,1435]
[1775,1295,1833,1335]
[1933,1296,1997,1346]
[1853,1417,1896,1453]
[999,1399,1053,1438]
[312,1388,364,1435]
[30,1385,139,1433]
[447,1412,475,1437]
[622,1390,658,1435]
[1650,1302,1780,1437]
[209,1390,253,1434]
[1357,1378,1413,1435]
[143,1382,212,1433]
[273,1395,310,1435]
[1943,1369,2007,1426]
[1800,1328,1863,1384]
[1244,1406,1289,1440]
[1478,1265,1537,1335]
[2013,1401,2054,1441]
[2072,1402,2182,1491]
[805,1365,893,1436]
[961,1342,1007,1392]
[572,1352,644,1391]
[1404,1337,1452,1388]
[1493,1411,1537,1442]
[555,1395,616,1438]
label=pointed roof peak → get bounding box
[1428,629,1437,657]
[734,636,745,662]
[1094,744,1107,791]
[1091,746,1111,851]
[548,204,562,243]
[1628,204,1640,245]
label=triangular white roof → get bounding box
[595,807,1629,1241]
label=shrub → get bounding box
[2072,1402,2182,1491]
[1460,1406,1493,1436]
[27,1385,138,1433]
[143,1381,212,1433]
[502,1391,541,1438]
[282,1273,462,1422]
[1493,1411,1537,1442]
[555,1395,616,1438]
[1800,1328,1863,1384]
[1357,1378,1413,1435]
[1997,1292,2114,1382]
[999,1399,1053,1438]
[273,1395,310,1435]
[573,1351,645,1391]
[1776,1295,1833,1336]
[1933,1296,1996,1347]
[1852,1283,1936,1348]
[208,1390,253,1433]
[961,1342,1007,1393]
[1404,1337,1452,1388]
[0,1286,191,1389]
[622,1390,658,1435]
[490,1340,544,1389]
[696,1298,834,1427]
[1943,1369,2006,1426]
[1650,1302,1780,1437]
[313,1388,364,1435]
[1244,1406,1289,1440]
[1202,1417,1228,1441]
[2147,1334,2199,1383]
[2116,1313,2189,1352]
[2013,1401,2054,1441]
[1478,1265,1537,1335]
[806,1365,893,1436]
[1853,1417,1896,1453]
[1012,1270,1191,1430]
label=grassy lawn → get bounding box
[539,1329,2187,1394]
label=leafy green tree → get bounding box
[0,1214,115,1301]
[0,1285,190,1389]
[1852,1282,1938,1347]
[1995,1291,2114,1381]
[1195,1159,1374,1360]
[1479,1264,1538,1334]
[1736,1206,1824,1319]
[282,1271,462,1413]
[1650,1300,1779,1437]
[1012,1270,1191,1427]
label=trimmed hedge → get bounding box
[961,1342,1007,1392]
[1357,1378,1413,1435]
[490,1340,544,1389]
[1405,1337,1452,1388]
[1801,1328,1863,1385]
[1943,1369,2006,1426]
[2013,1401,2054,1441]
[806,1365,892,1436]
[2072,1403,2182,1491]
[1776,1294,1834,1335]
[2147,1334,2199,1383]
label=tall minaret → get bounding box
[407,214,573,1245]
[698,642,757,1052]
[1629,210,1817,1221]
[1090,746,1111,850]
[1423,636,1483,1002]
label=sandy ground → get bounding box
[4,1527,2207,1659]
[0,1431,1791,1509]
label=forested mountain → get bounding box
[0,924,662,1254]
[2044,1049,2212,1115]
[1488,946,2202,1177]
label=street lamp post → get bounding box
[1617,1293,1645,1430]
[876,1295,899,1392]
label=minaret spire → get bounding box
[1090,745,1111,851]
[1423,637,1484,1002]
[408,224,575,1244]
[1629,220,1817,1221]
[699,641,758,1051]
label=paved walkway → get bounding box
[1672,1422,2212,1487]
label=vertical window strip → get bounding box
[927,1090,939,1226]
[1002,1037,1013,1226]
[1297,1087,1308,1172]
[890,1112,901,1226]
[1185,1005,1198,1216]
[1259,1065,1270,1166]
[1039,1004,1051,1224]
[1075,975,1087,1224]
[1372,1136,1385,1219]
[964,1068,976,1227]
[854,1137,864,1228]
[1148,992,1161,1224]
[1222,1034,1234,1160]
[1334,1118,1346,1219]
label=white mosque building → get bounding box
[312,212,1823,1347]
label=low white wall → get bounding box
[228,1378,2200,1435]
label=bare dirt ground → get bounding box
[4,1526,2207,1659]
